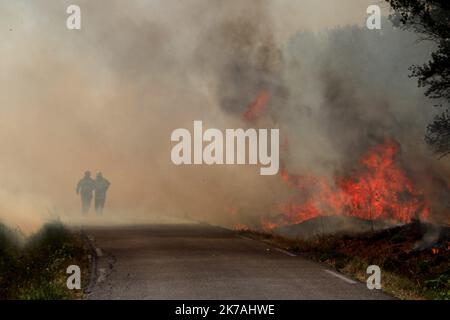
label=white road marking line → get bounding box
[274,248,297,257]
[96,248,103,257]
[237,235,297,257]
[324,270,357,284]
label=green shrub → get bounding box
[0,224,22,299]
[0,221,87,300]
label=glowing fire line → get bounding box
[265,139,430,230]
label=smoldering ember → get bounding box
[170,120,280,175]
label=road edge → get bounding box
[81,230,98,296]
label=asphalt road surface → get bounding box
[84,224,391,300]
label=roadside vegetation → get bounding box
[238,221,449,300]
[0,221,89,300]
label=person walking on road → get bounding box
[76,170,96,214]
[95,171,110,214]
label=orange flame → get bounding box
[266,139,430,228]
[260,217,278,231]
[243,90,270,122]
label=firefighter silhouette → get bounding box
[95,171,110,214]
[76,171,96,214]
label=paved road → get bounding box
[84,224,391,299]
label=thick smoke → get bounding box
[0,0,448,232]
[279,24,450,224]
[194,5,284,117]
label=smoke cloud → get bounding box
[0,0,448,232]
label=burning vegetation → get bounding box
[235,87,441,233]
[243,90,271,122]
[268,139,430,230]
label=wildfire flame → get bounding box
[260,217,278,231]
[240,91,432,231]
[267,139,430,229]
[243,90,270,122]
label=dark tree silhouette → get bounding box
[386,0,450,157]
[425,109,450,157]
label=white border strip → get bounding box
[324,270,357,284]
[237,235,253,241]
[274,248,297,257]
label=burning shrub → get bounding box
[263,139,432,230]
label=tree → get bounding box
[386,0,450,157]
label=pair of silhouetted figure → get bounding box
[76,171,110,214]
